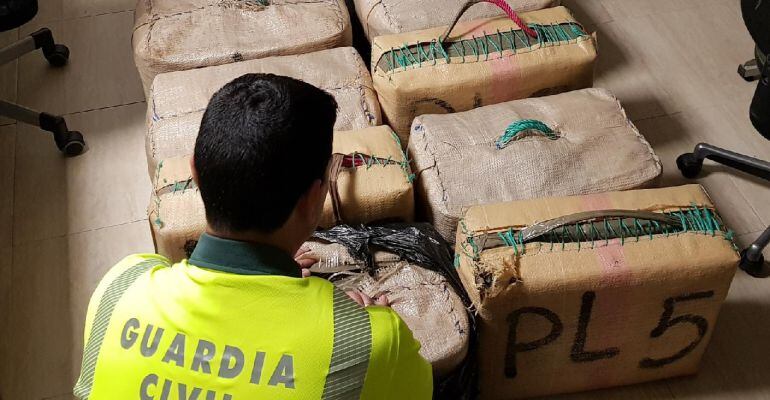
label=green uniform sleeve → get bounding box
[360,306,433,400]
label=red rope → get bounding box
[482,0,538,38]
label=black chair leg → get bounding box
[30,28,70,67]
[677,143,770,277]
[676,143,770,180]
[741,227,770,277]
[0,100,85,156]
[0,27,83,155]
[739,58,762,82]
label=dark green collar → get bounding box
[189,233,301,278]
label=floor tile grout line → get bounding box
[62,9,136,22]
[9,53,18,255]
[12,217,148,247]
[63,100,146,117]
[630,110,674,124]
[21,9,136,35]
[723,174,767,228]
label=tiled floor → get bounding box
[0,0,768,399]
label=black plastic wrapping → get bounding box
[313,223,478,400]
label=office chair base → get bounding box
[678,144,770,278]
[0,28,84,156]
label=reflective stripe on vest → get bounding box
[322,289,373,400]
[74,259,167,399]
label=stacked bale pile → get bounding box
[132,0,741,398]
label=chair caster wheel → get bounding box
[55,130,85,156]
[676,153,703,179]
[46,44,69,67]
[740,249,767,278]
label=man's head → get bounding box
[192,73,337,248]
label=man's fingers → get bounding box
[359,293,374,307]
[346,290,388,307]
[294,247,318,271]
[346,291,365,306]
[301,268,311,278]
[296,257,316,269]
[375,294,390,307]
[294,247,311,257]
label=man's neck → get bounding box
[206,226,300,257]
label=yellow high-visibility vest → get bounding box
[73,234,433,399]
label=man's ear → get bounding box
[298,178,326,217]
[190,155,199,184]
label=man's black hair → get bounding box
[194,73,338,233]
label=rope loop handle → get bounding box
[495,119,557,149]
[441,0,538,43]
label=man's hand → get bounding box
[346,290,390,307]
[294,247,315,277]
[294,248,389,307]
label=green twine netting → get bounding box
[381,22,587,72]
[389,131,416,183]
[153,160,165,229]
[496,119,557,149]
[474,205,735,256]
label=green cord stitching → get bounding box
[152,160,164,229]
[463,207,735,255]
[496,119,557,149]
[389,131,416,183]
[378,22,587,72]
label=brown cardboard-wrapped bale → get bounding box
[146,47,381,177]
[132,0,353,95]
[321,125,415,228]
[148,156,205,263]
[409,88,662,242]
[302,239,469,377]
[455,185,739,399]
[354,0,558,41]
[150,126,415,261]
[371,6,597,141]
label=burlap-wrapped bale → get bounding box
[409,88,662,242]
[150,126,414,261]
[302,237,469,377]
[455,185,739,399]
[146,47,381,177]
[371,5,597,141]
[354,0,558,41]
[321,125,415,228]
[132,0,353,94]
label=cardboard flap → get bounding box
[333,125,406,161]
